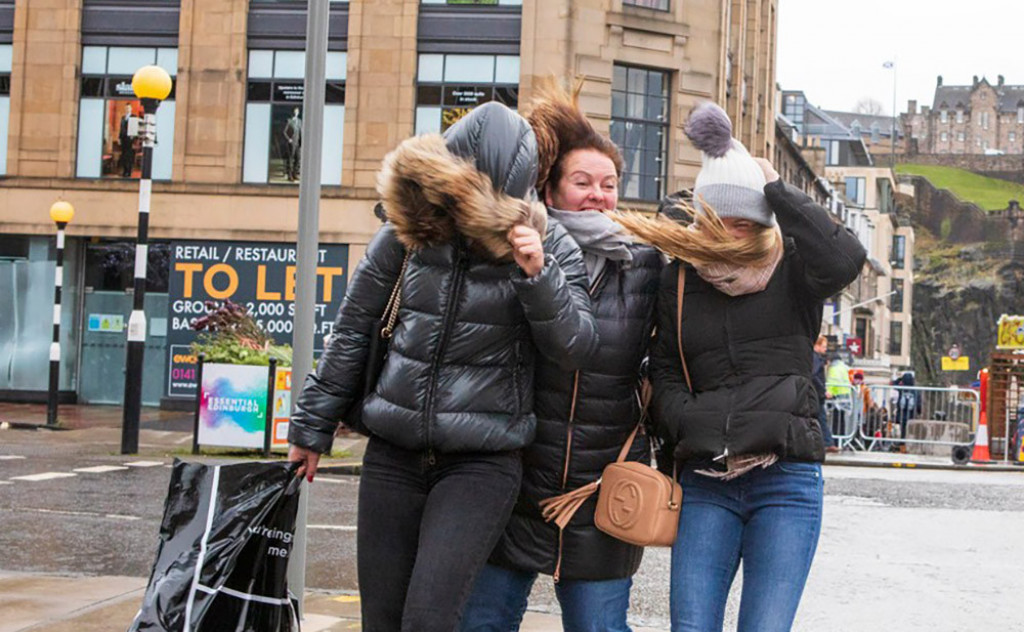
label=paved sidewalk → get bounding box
[0,571,665,632]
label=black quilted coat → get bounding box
[650,181,867,466]
[289,103,600,455]
[489,244,663,581]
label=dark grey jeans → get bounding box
[357,435,522,632]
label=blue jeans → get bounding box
[460,563,633,632]
[670,462,823,632]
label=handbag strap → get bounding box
[381,251,411,339]
[676,265,693,393]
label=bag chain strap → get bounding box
[381,252,411,339]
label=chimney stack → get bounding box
[908,100,917,114]
[999,75,1006,87]
[937,75,943,86]
[973,75,979,87]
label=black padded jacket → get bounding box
[650,180,867,466]
[489,245,663,580]
[289,103,600,455]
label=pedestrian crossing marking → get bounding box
[124,460,165,468]
[332,595,360,603]
[0,455,26,460]
[74,465,130,474]
[309,525,357,531]
[11,472,78,482]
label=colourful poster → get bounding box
[996,314,1024,350]
[272,366,293,448]
[198,363,270,449]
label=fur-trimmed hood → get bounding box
[376,103,547,261]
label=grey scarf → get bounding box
[548,208,633,282]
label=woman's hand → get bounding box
[288,444,321,483]
[753,157,780,184]
[509,225,544,277]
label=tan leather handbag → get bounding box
[538,265,692,549]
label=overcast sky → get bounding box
[776,0,1020,116]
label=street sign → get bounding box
[996,314,1024,350]
[845,337,864,357]
[164,240,348,399]
[941,356,970,371]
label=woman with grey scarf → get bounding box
[461,84,663,632]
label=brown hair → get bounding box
[526,78,623,197]
[816,335,828,347]
[612,198,780,268]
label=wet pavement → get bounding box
[2,403,1023,631]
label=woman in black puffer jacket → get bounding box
[620,103,866,632]
[287,102,599,632]
[461,85,662,632]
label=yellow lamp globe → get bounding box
[49,200,75,224]
[132,65,173,101]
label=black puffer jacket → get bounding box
[489,244,663,581]
[290,103,600,454]
[650,181,867,465]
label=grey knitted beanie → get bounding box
[684,102,775,227]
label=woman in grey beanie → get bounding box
[617,102,867,632]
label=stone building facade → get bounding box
[903,75,1024,155]
[0,0,778,406]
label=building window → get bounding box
[957,132,964,142]
[1010,132,1017,143]
[76,46,177,180]
[610,64,669,201]
[940,110,948,124]
[981,111,990,130]
[623,0,670,10]
[844,176,866,207]
[826,139,840,166]
[891,234,906,269]
[870,124,880,143]
[940,131,948,142]
[890,278,904,313]
[242,50,347,185]
[1018,106,1024,124]
[0,44,9,176]
[420,0,522,4]
[889,321,903,356]
[956,110,963,124]
[414,53,519,136]
[783,93,805,130]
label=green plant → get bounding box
[190,300,293,366]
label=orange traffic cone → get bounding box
[971,411,991,462]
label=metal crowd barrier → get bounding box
[858,384,979,463]
[823,381,861,450]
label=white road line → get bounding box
[10,472,78,482]
[73,465,131,474]
[24,507,141,521]
[0,455,26,460]
[0,481,11,485]
[308,525,357,532]
[125,460,165,468]
[174,436,193,444]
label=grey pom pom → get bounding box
[685,102,733,158]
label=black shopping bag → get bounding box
[128,459,303,632]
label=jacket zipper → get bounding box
[512,340,523,419]
[554,265,608,582]
[424,248,467,465]
[719,295,737,461]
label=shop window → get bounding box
[84,240,170,294]
[76,46,177,180]
[243,50,346,185]
[610,64,669,201]
[414,53,519,135]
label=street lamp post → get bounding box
[47,200,74,428]
[121,65,172,455]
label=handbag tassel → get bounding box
[538,479,601,530]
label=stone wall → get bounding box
[895,152,1024,177]
[898,175,1013,243]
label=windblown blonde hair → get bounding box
[612,198,780,268]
